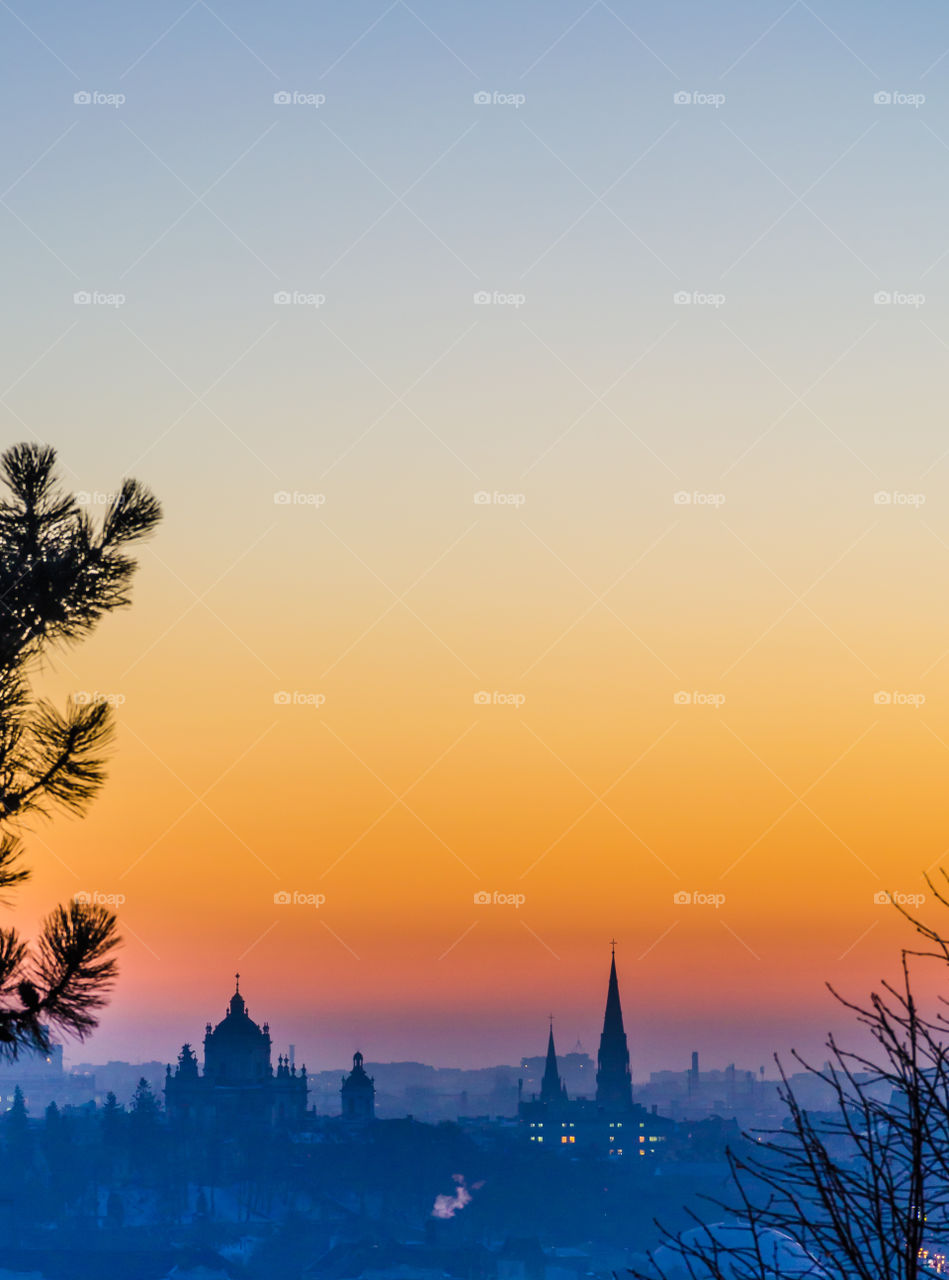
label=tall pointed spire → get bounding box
[540,1018,566,1106]
[595,942,632,1110]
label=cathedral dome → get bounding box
[203,976,272,1084]
[209,985,266,1041]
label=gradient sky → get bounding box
[4,0,949,1075]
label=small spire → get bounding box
[541,1019,565,1105]
[235,971,240,992]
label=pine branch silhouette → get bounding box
[0,442,160,1058]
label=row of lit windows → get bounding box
[531,1119,657,1130]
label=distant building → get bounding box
[519,945,672,1158]
[164,975,307,1128]
[0,1025,95,1111]
[341,1051,375,1123]
[519,1046,593,1101]
[540,1024,568,1108]
[637,1050,779,1121]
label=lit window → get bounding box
[561,1136,568,1144]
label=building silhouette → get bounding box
[164,975,307,1128]
[519,944,672,1157]
[341,1050,375,1123]
[594,943,633,1110]
[539,1022,568,1108]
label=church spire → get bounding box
[595,942,632,1110]
[540,1017,566,1106]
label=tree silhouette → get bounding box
[100,1090,124,1149]
[0,443,161,1057]
[631,890,949,1280]
[3,1084,32,1166]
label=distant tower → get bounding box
[341,1051,375,1123]
[595,942,633,1111]
[540,1018,568,1107]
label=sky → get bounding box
[3,0,949,1075]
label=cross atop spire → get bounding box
[610,938,617,953]
[228,974,246,1018]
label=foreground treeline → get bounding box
[0,1079,303,1237]
[0,1089,736,1269]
